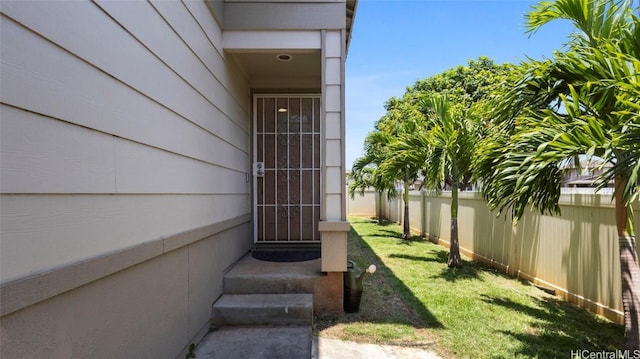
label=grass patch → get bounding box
[315,217,624,358]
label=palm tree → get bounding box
[422,96,478,268]
[607,71,640,206]
[377,100,425,239]
[385,94,479,267]
[358,57,512,239]
[476,0,640,348]
[349,131,397,225]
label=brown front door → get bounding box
[254,95,321,243]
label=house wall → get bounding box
[322,29,346,223]
[221,0,348,226]
[221,2,350,272]
[319,28,348,272]
[223,0,345,30]
[1,1,252,357]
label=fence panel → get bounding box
[346,188,640,324]
[347,190,377,217]
[408,191,423,235]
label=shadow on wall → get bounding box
[561,195,613,317]
[423,192,444,243]
[518,211,541,285]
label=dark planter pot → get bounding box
[343,287,363,313]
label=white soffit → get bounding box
[222,31,321,50]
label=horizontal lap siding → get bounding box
[1,1,251,283]
[0,224,250,359]
[0,194,249,282]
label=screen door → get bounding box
[254,95,321,242]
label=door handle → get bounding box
[254,162,265,177]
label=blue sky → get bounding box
[345,0,576,168]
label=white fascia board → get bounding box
[223,31,321,50]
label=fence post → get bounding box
[397,193,402,224]
[509,221,520,277]
[421,191,426,237]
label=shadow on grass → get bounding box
[369,232,428,244]
[481,294,624,356]
[430,256,489,282]
[348,222,445,329]
[388,250,447,263]
[330,217,624,356]
[391,246,485,283]
[367,218,396,227]
[368,228,414,240]
[369,231,402,239]
[397,236,428,244]
[315,223,443,343]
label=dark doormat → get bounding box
[252,250,321,263]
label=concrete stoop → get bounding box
[222,255,321,295]
[200,254,319,358]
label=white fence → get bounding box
[348,189,640,324]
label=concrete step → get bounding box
[212,293,313,326]
[224,273,316,295]
[223,255,321,295]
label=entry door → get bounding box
[254,95,321,243]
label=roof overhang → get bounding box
[346,0,358,53]
[223,31,322,89]
[219,0,358,90]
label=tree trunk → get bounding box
[620,234,640,349]
[615,176,640,349]
[448,179,461,268]
[402,178,410,240]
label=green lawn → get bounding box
[315,217,624,358]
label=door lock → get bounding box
[254,162,265,177]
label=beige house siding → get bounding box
[1,1,252,357]
[349,190,640,324]
[319,29,348,272]
[322,30,346,222]
[0,222,250,359]
[1,0,355,355]
[223,0,346,30]
[1,1,251,281]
